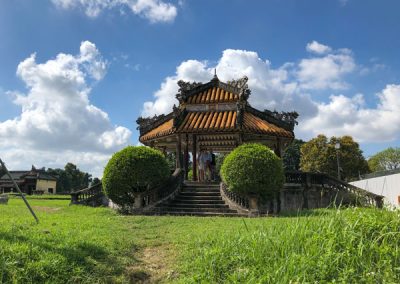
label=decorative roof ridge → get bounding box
[136,112,174,136]
[245,105,298,131]
[176,75,251,104]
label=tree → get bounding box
[47,163,92,193]
[300,135,369,180]
[282,139,305,171]
[368,147,400,172]
[0,165,6,178]
[92,177,101,186]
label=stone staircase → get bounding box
[151,182,240,216]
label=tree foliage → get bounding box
[282,139,305,171]
[47,163,92,193]
[300,135,369,180]
[368,147,400,172]
[0,165,5,178]
[220,143,284,198]
[102,146,170,207]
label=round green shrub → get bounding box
[102,146,170,207]
[220,143,284,198]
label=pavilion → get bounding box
[137,74,298,181]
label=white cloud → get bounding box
[0,41,131,177]
[297,50,355,90]
[298,85,400,142]
[51,0,178,23]
[142,44,400,144]
[306,41,332,55]
[142,49,318,119]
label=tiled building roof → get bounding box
[140,118,174,141]
[138,76,297,143]
[139,110,293,142]
[186,87,239,104]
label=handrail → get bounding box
[70,183,103,205]
[139,168,184,210]
[220,182,250,212]
[284,171,384,208]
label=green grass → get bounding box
[1,199,400,283]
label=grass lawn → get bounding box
[1,198,400,283]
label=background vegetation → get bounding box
[300,135,369,180]
[282,139,305,171]
[368,147,400,172]
[46,163,94,193]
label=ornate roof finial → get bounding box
[211,68,219,82]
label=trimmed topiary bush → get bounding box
[102,146,170,207]
[220,143,284,198]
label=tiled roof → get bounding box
[140,118,175,142]
[139,110,293,142]
[243,112,294,138]
[0,170,57,181]
[186,87,239,104]
[0,171,27,180]
[178,111,237,132]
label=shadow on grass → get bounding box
[0,230,138,282]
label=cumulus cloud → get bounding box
[300,85,400,142]
[142,43,400,143]
[0,41,131,177]
[142,49,318,119]
[51,0,178,23]
[306,41,332,54]
[298,45,355,90]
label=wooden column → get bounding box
[176,135,182,169]
[275,138,282,157]
[192,134,197,181]
[184,134,189,180]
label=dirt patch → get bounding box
[32,206,62,213]
[127,245,178,283]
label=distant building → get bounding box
[0,166,57,195]
[350,169,400,208]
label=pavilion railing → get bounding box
[138,168,184,210]
[70,183,105,206]
[220,182,251,214]
[284,171,384,208]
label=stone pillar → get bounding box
[248,195,260,217]
[192,134,197,181]
[134,193,143,209]
[176,135,182,169]
[184,134,189,180]
[275,138,282,157]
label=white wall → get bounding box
[350,174,400,208]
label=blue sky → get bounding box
[1,0,400,176]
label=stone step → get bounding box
[157,207,237,213]
[182,187,220,192]
[164,203,229,208]
[184,185,220,188]
[175,196,223,201]
[184,182,219,186]
[149,211,243,217]
[170,199,225,204]
[179,192,221,197]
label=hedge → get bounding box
[102,146,169,207]
[220,143,284,198]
